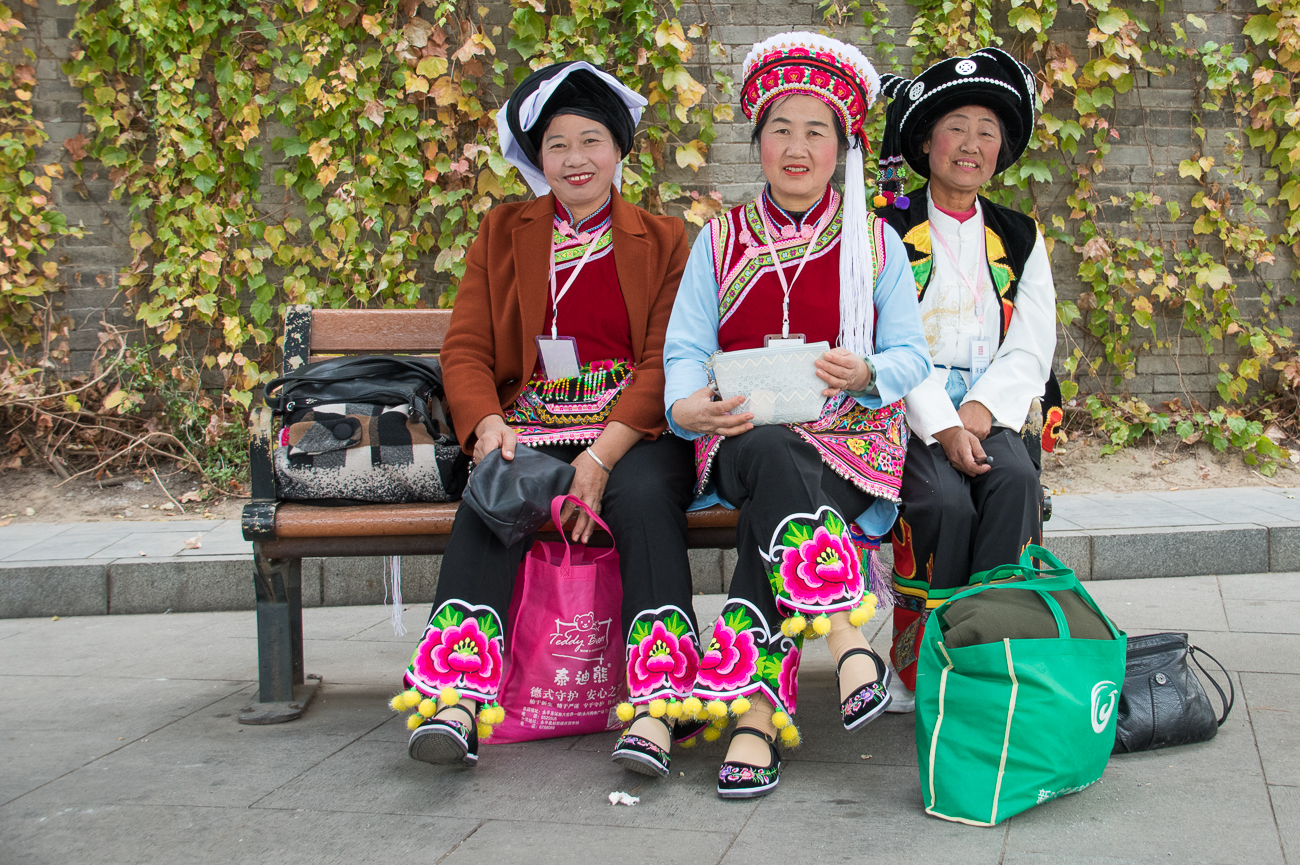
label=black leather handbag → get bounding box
[461,445,575,547]
[264,355,452,437]
[1113,632,1233,754]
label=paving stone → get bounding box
[1085,575,1229,633]
[321,555,440,607]
[1218,572,1300,602]
[1241,673,1300,787]
[1223,598,1300,634]
[1003,674,1282,865]
[1268,525,1300,572]
[1272,785,1300,865]
[0,523,77,560]
[1178,629,1300,675]
[108,557,253,614]
[1091,525,1268,579]
[441,819,734,865]
[0,561,108,617]
[688,548,723,593]
[0,803,479,865]
[1051,493,1219,531]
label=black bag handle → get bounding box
[1188,645,1234,726]
[266,355,442,397]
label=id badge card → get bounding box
[535,336,581,380]
[969,337,992,382]
[764,334,806,346]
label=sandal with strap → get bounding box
[408,703,479,767]
[717,727,782,799]
[612,712,673,777]
[837,646,892,731]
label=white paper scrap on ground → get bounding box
[608,792,640,806]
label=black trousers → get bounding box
[431,433,698,644]
[692,425,876,717]
[889,426,1041,688]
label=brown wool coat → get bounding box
[442,190,689,454]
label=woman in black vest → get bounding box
[872,48,1062,705]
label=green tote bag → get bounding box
[915,545,1126,826]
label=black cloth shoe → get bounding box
[717,727,782,799]
[837,646,892,731]
[408,704,479,767]
[612,713,672,777]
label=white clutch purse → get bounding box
[704,341,830,425]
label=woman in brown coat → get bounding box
[389,62,700,777]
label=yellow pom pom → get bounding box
[780,724,801,746]
[649,699,668,718]
[781,615,807,637]
[478,706,494,723]
[679,735,697,748]
[873,194,888,208]
[702,726,722,742]
[615,702,636,723]
[492,705,506,724]
[849,598,877,628]
[438,686,460,707]
[418,698,437,718]
[389,694,406,712]
[477,722,494,740]
[812,614,831,636]
[711,716,729,729]
[665,700,684,719]
[401,690,423,709]
[406,713,423,731]
[707,699,728,719]
[731,696,751,716]
[682,697,703,719]
[771,711,791,729]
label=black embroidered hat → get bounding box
[875,47,1036,209]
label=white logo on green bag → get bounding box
[1090,680,1119,733]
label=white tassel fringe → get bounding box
[384,555,406,637]
[838,140,877,356]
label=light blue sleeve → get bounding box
[663,230,722,441]
[857,224,932,408]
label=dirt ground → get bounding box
[0,433,1295,526]
[0,467,244,525]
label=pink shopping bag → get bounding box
[491,494,628,744]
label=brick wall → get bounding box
[17,0,1291,409]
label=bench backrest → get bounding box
[283,305,454,372]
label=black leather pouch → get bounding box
[1113,632,1233,754]
[461,445,576,547]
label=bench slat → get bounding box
[309,309,451,353]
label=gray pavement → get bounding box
[1,577,1295,865]
[6,486,1300,618]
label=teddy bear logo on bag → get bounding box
[549,611,612,657]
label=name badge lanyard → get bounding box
[758,203,834,340]
[547,224,608,340]
[929,217,989,325]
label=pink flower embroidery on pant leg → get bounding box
[626,620,699,697]
[413,618,504,693]
[696,620,760,692]
[777,643,801,712]
[779,525,863,605]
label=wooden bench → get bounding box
[239,304,740,723]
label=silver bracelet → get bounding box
[584,447,612,474]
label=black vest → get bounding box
[875,184,1062,454]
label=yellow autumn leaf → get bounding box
[675,140,706,171]
[416,56,447,78]
[102,388,128,409]
[308,140,332,167]
[431,76,459,107]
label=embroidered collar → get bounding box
[555,193,613,236]
[761,184,833,235]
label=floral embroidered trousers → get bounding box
[696,425,876,718]
[889,428,1041,690]
[403,434,701,707]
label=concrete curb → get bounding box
[3,521,1298,618]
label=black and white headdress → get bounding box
[875,47,1036,208]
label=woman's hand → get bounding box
[815,348,870,397]
[933,425,991,477]
[562,454,609,543]
[957,401,993,441]
[671,388,754,436]
[472,415,517,463]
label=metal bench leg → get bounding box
[239,545,321,724]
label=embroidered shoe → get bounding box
[717,728,782,799]
[612,714,672,777]
[883,660,915,714]
[837,646,893,731]
[408,704,479,767]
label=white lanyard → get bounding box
[547,225,608,340]
[930,216,988,324]
[758,200,834,340]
